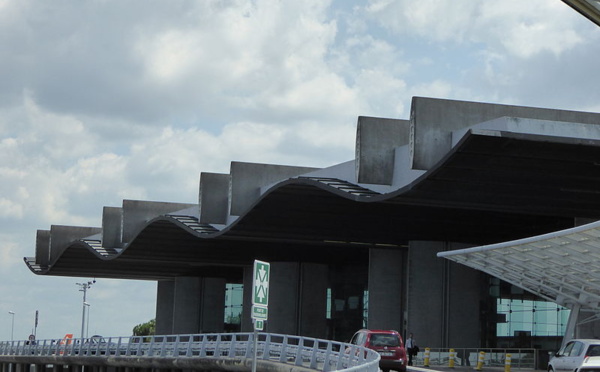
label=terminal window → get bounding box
[496,298,570,337]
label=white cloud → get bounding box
[365,0,585,59]
[0,198,23,219]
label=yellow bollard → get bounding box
[475,351,486,371]
[505,353,512,372]
[449,349,455,368]
[423,347,430,367]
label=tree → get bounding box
[132,318,156,336]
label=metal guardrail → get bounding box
[0,333,381,372]
[412,348,538,369]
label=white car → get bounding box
[576,356,600,372]
[548,339,600,372]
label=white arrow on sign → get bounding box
[255,265,269,302]
[252,260,270,306]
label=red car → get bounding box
[349,329,407,372]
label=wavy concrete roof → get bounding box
[25,97,600,280]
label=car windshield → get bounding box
[370,334,400,347]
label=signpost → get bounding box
[251,260,270,372]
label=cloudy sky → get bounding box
[1,0,599,341]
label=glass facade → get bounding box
[496,298,570,337]
[224,283,243,331]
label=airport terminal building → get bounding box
[25,97,600,351]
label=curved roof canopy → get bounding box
[25,97,600,282]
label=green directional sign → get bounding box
[251,304,268,320]
[252,260,270,306]
[254,319,264,331]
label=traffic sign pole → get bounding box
[251,260,270,372]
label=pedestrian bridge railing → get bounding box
[0,333,380,372]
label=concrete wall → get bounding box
[410,97,600,170]
[367,248,405,331]
[122,200,196,243]
[35,230,50,266]
[199,173,230,224]
[229,162,318,216]
[356,117,410,185]
[102,206,122,248]
[49,225,102,263]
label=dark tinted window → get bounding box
[586,345,600,357]
[369,334,400,347]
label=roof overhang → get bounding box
[563,0,600,27]
[438,220,600,310]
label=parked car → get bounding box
[349,329,407,372]
[87,335,107,344]
[81,335,116,355]
[576,356,600,372]
[548,339,600,372]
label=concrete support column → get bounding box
[198,278,226,333]
[447,242,480,348]
[242,262,329,336]
[156,280,175,335]
[367,248,405,331]
[242,267,253,332]
[407,241,445,348]
[298,263,328,339]
[242,262,300,334]
[407,241,480,349]
[172,277,202,334]
[267,262,300,335]
[170,277,226,334]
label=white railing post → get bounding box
[279,335,288,363]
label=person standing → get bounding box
[406,333,416,366]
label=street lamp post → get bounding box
[84,302,91,338]
[8,311,14,341]
[76,281,94,340]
